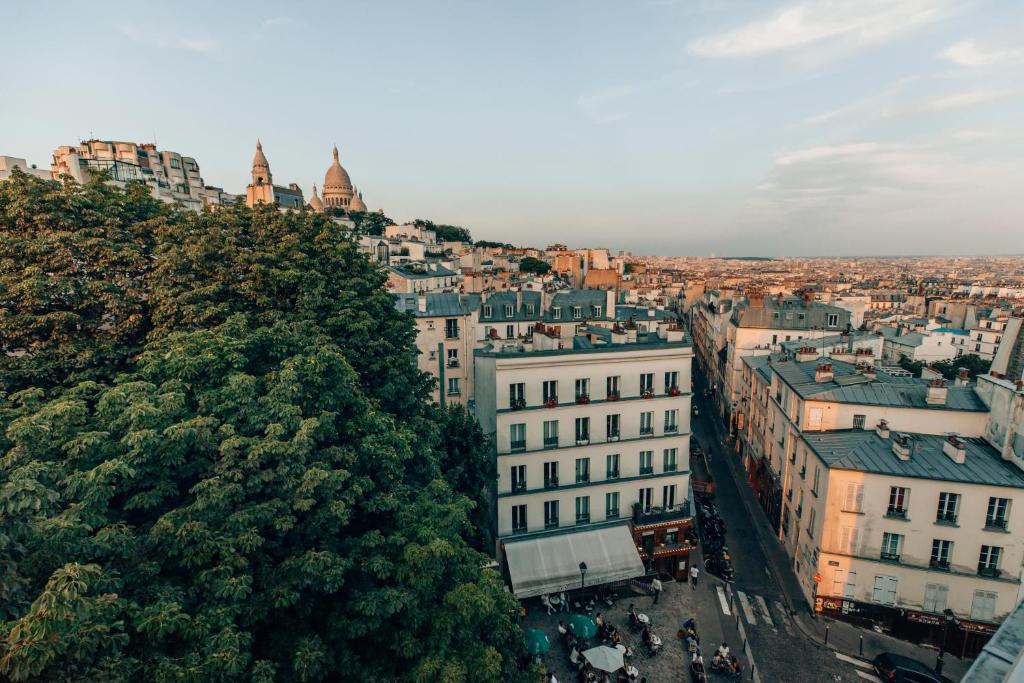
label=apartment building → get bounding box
[967,313,1007,361]
[882,330,961,364]
[0,155,52,182]
[475,321,694,596]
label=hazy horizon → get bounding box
[3,0,1023,256]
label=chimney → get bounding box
[876,419,890,439]
[748,288,764,307]
[796,346,818,363]
[417,291,427,313]
[802,290,814,307]
[892,433,912,461]
[515,288,523,311]
[606,288,617,320]
[481,289,490,305]
[815,362,834,383]
[955,368,970,387]
[942,435,967,465]
[926,378,948,405]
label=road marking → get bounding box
[771,601,794,635]
[835,652,873,670]
[716,586,732,616]
[754,595,775,629]
[737,590,757,625]
[855,670,877,681]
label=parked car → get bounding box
[872,652,953,683]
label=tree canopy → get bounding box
[0,170,529,682]
[897,352,992,380]
[345,209,396,236]
[412,219,471,244]
[516,257,550,275]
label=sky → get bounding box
[2,0,1023,256]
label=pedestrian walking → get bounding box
[559,590,569,612]
[651,577,663,604]
[690,564,699,590]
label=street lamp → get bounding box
[937,608,956,674]
[579,561,588,590]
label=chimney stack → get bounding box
[417,291,427,313]
[796,346,818,363]
[942,435,967,465]
[926,378,948,405]
[892,433,912,461]
[876,419,890,439]
[815,362,834,383]
[955,368,970,387]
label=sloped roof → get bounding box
[731,297,850,330]
[394,292,481,317]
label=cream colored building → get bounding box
[0,155,51,182]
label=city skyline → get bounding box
[4,0,1023,255]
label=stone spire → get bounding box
[309,183,324,212]
[251,139,271,185]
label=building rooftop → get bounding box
[387,262,457,279]
[804,430,1024,488]
[772,359,988,411]
[963,596,1024,681]
[778,330,879,355]
[394,292,480,317]
[476,325,691,359]
[731,296,850,330]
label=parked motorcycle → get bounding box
[704,551,735,582]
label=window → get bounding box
[446,348,459,367]
[881,532,902,561]
[512,504,527,533]
[638,487,653,512]
[930,540,952,569]
[543,420,559,448]
[640,372,654,395]
[593,305,603,318]
[606,375,620,398]
[575,417,590,444]
[502,324,512,339]
[808,507,816,538]
[444,318,459,339]
[852,414,866,429]
[843,570,857,599]
[772,334,778,345]
[978,545,1002,576]
[543,462,559,488]
[663,448,678,472]
[573,306,582,319]
[606,414,620,440]
[169,158,181,169]
[509,383,525,408]
[662,484,677,508]
[986,497,1010,529]
[640,411,654,435]
[664,371,679,392]
[510,465,527,492]
[664,409,679,433]
[811,466,821,496]
[575,496,590,524]
[510,423,526,451]
[827,314,839,327]
[842,483,864,512]
[526,304,535,315]
[639,450,653,475]
[937,492,959,524]
[887,486,909,518]
[483,305,492,318]
[606,454,620,479]
[544,500,559,529]
[447,377,460,395]
[552,307,561,320]
[971,590,997,622]
[543,380,558,404]
[839,526,859,554]
[872,575,898,606]
[575,457,590,483]
[606,492,620,519]
[502,304,513,317]
[923,584,949,613]
[575,378,590,400]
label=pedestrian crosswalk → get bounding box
[715,588,793,634]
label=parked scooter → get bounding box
[704,551,735,582]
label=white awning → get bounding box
[504,524,645,599]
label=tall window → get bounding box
[444,318,459,339]
[639,450,653,475]
[923,584,948,613]
[575,457,590,483]
[606,492,620,519]
[575,378,590,400]
[544,500,559,529]
[505,324,514,339]
[573,306,582,319]
[552,307,561,320]
[512,504,527,533]
[447,377,460,395]
[640,411,654,435]
[638,487,653,512]
[881,532,902,561]
[504,304,514,317]
[543,462,558,488]
[839,526,859,554]
[446,348,459,367]
[971,590,997,621]
[664,371,679,392]
[811,466,821,495]
[827,313,839,327]
[986,497,1010,529]
[543,380,558,403]
[509,382,526,406]
[664,409,679,433]
[510,465,526,492]
[808,507,817,538]
[930,540,952,569]
[937,492,959,523]
[510,423,526,451]
[606,414,621,440]
[606,375,620,398]
[888,486,909,517]
[663,448,678,472]
[543,420,559,448]
[842,483,864,512]
[606,454,620,479]
[979,545,1002,575]
[575,496,590,524]
[662,484,677,508]
[640,373,654,395]
[575,417,590,444]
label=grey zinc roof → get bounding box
[478,290,543,322]
[614,305,673,322]
[778,330,879,354]
[889,331,925,347]
[731,297,850,330]
[394,292,481,317]
[541,290,611,323]
[804,430,1024,488]
[742,354,773,383]
[387,263,457,279]
[772,359,988,411]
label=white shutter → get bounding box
[831,569,845,595]
[808,407,823,429]
[844,570,857,598]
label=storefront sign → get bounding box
[959,620,997,635]
[905,610,945,626]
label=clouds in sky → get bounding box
[118,23,217,52]
[942,39,1024,66]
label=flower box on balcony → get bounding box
[668,386,681,396]
[510,398,527,411]
[607,392,621,401]
[544,397,558,408]
[641,390,655,399]
[576,395,590,405]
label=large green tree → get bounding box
[412,219,471,244]
[0,177,529,682]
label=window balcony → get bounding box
[640,427,654,436]
[607,469,620,479]
[511,481,527,493]
[886,507,908,520]
[446,359,460,368]
[880,552,901,563]
[665,425,678,434]
[512,525,528,535]
[510,440,526,452]
[576,437,590,446]
[510,398,527,411]
[544,477,559,489]
[664,463,678,472]
[668,386,681,396]
[575,394,590,405]
[607,391,621,402]
[575,514,591,525]
[544,517,559,530]
[543,437,559,449]
[935,512,958,526]
[929,559,950,571]
[544,397,558,408]
[984,518,1009,531]
[978,566,1001,578]
[639,466,654,475]
[576,474,590,484]
[641,390,655,399]
[607,509,620,520]
[607,431,620,442]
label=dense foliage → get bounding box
[516,257,550,275]
[413,219,472,244]
[898,352,991,380]
[0,170,528,682]
[345,209,396,236]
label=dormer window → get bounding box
[573,306,582,319]
[483,305,493,318]
[505,304,514,317]
[594,305,603,318]
[552,307,561,320]
[526,304,535,315]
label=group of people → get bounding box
[542,591,570,615]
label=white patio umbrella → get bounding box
[582,645,625,673]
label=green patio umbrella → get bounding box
[525,629,551,656]
[567,614,597,640]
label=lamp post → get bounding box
[579,561,588,591]
[937,608,956,674]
